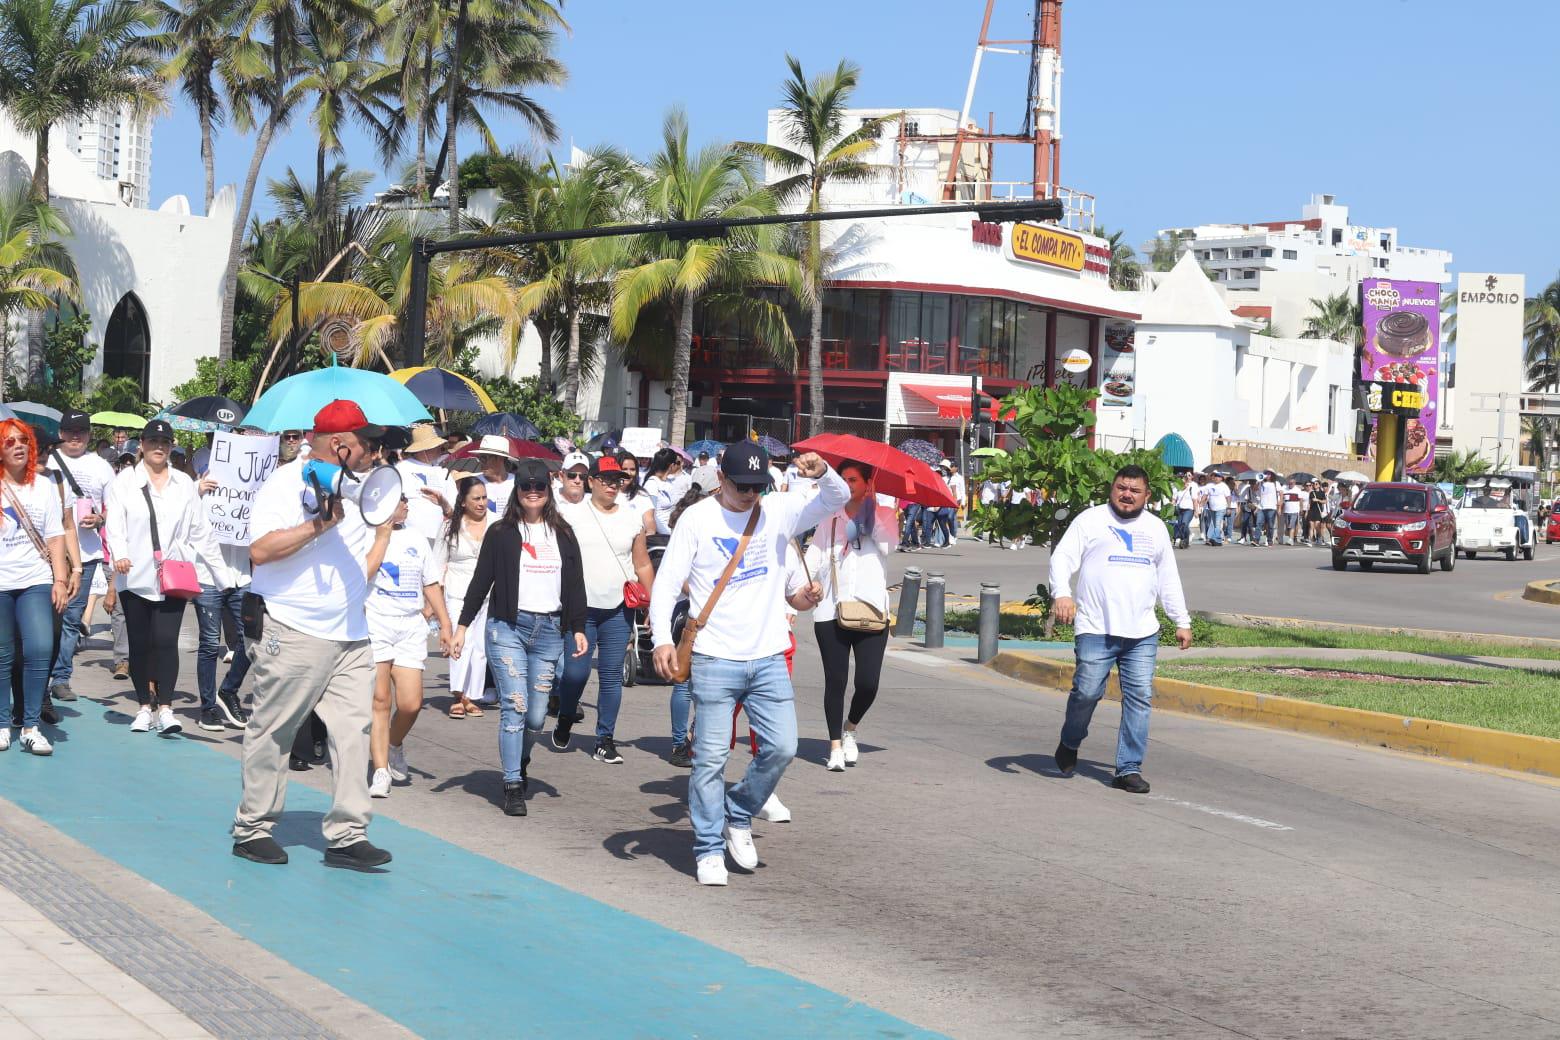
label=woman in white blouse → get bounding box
[804,461,896,772]
[104,420,236,736]
[426,476,494,718]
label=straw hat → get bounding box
[406,424,444,453]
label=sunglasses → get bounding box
[594,474,629,486]
[561,471,586,480]
[2,436,27,448]
[730,483,766,493]
[282,432,304,441]
[516,480,550,494]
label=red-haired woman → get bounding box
[0,420,70,755]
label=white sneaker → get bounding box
[842,731,859,766]
[130,707,153,733]
[369,768,392,798]
[826,747,846,771]
[19,728,51,756]
[696,855,728,886]
[0,727,11,751]
[757,793,791,823]
[222,649,235,664]
[949,537,958,546]
[723,824,758,869]
[387,745,410,782]
[156,707,182,736]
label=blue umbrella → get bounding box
[894,438,942,465]
[755,434,789,456]
[245,359,431,433]
[471,412,542,441]
[153,409,229,434]
[686,438,725,457]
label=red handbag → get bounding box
[622,580,650,609]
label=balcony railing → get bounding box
[932,181,1097,233]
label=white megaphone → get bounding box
[302,459,403,526]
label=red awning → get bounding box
[902,382,1014,421]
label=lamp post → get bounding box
[402,198,1065,367]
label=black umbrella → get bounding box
[169,395,247,427]
[471,412,542,440]
[1233,471,1262,481]
[1321,469,1340,480]
[1287,471,1318,483]
[586,428,623,452]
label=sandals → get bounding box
[449,702,466,719]
[464,700,484,718]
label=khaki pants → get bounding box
[231,617,375,849]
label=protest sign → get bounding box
[204,432,279,545]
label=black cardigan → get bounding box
[458,521,587,636]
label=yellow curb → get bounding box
[1521,580,1560,605]
[989,651,1560,780]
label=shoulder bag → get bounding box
[142,483,201,600]
[830,517,888,633]
[588,501,650,610]
[671,504,760,683]
[1,481,54,571]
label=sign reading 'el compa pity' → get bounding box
[1010,222,1084,272]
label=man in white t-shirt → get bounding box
[650,442,842,886]
[395,424,455,545]
[1279,478,1305,546]
[1256,473,1280,547]
[46,409,117,701]
[1203,474,1230,547]
[1051,464,1192,794]
[231,400,404,872]
[471,435,515,517]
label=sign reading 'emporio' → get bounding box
[1459,275,1522,305]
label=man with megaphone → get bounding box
[231,400,408,872]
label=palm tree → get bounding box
[1300,290,1363,346]
[0,0,164,203]
[493,151,631,412]
[273,212,521,368]
[611,110,800,447]
[1524,273,1560,392]
[1427,447,1490,485]
[151,0,244,213]
[1440,289,1457,349]
[1096,228,1140,291]
[0,188,78,398]
[295,10,399,217]
[736,56,892,436]
[1522,415,1554,474]
[430,0,565,234]
[1145,230,1190,272]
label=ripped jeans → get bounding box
[485,611,564,784]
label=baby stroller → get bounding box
[623,540,668,687]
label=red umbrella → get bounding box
[444,437,561,472]
[792,433,957,508]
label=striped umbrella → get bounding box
[388,367,497,413]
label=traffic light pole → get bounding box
[403,198,1064,366]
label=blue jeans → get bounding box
[1223,509,1234,540]
[1206,508,1225,545]
[556,604,630,740]
[901,504,922,547]
[1060,633,1158,776]
[1174,508,1193,543]
[0,585,55,729]
[486,611,564,783]
[50,559,98,685]
[670,681,691,745]
[936,507,957,544]
[1259,508,1276,542]
[688,653,797,859]
[194,584,251,710]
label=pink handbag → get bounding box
[143,485,201,600]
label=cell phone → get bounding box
[241,592,267,641]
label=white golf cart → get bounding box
[1455,474,1537,561]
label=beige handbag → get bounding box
[830,518,888,633]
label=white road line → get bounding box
[885,648,954,668]
[1146,794,1294,831]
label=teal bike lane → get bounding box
[2,704,943,1040]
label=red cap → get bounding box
[588,455,623,477]
[313,400,386,437]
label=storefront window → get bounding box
[887,291,922,370]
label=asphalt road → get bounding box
[886,533,1560,638]
[87,606,1560,1040]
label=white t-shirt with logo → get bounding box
[1204,482,1230,511]
[515,520,562,614]
[249,459,374,641]
[482,474,513,518]
[0,477,65,591]
[47,450,115,561]
[559,498,643,609]
[1049,503,1190,639]
[1281,486,1304,514]
[368,526,435,617]
[1258,480,1279,510]
[396,458,453,545]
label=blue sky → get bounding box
[150,0,1555,291]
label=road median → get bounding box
[989,650,1560,779]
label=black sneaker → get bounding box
[593,737,624,764]
[503,782,527,816]
[551,713,574,749]
[669,741,693,768]
[1112,772,1151,795]
[197,707,225,732]
[1054,742,1078,775]
[39,699,59,726]
[288,754,311,771]
[50,682,77,703]
[216,689,249,728]
[232,836,288,865]
[546,694,560,717]
[324,841,392,871]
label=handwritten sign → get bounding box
[204,432,279,545]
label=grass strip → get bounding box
[1160,656,1560,740]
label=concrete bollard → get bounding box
[894,567,922,637]
[977,582,1001,663]
[924,572,946,649]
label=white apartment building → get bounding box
[1159,193,1452,337]
[63,104,152,209]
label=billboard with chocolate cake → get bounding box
[1360,278,1440,473]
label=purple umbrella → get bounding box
[894,438,942,465]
